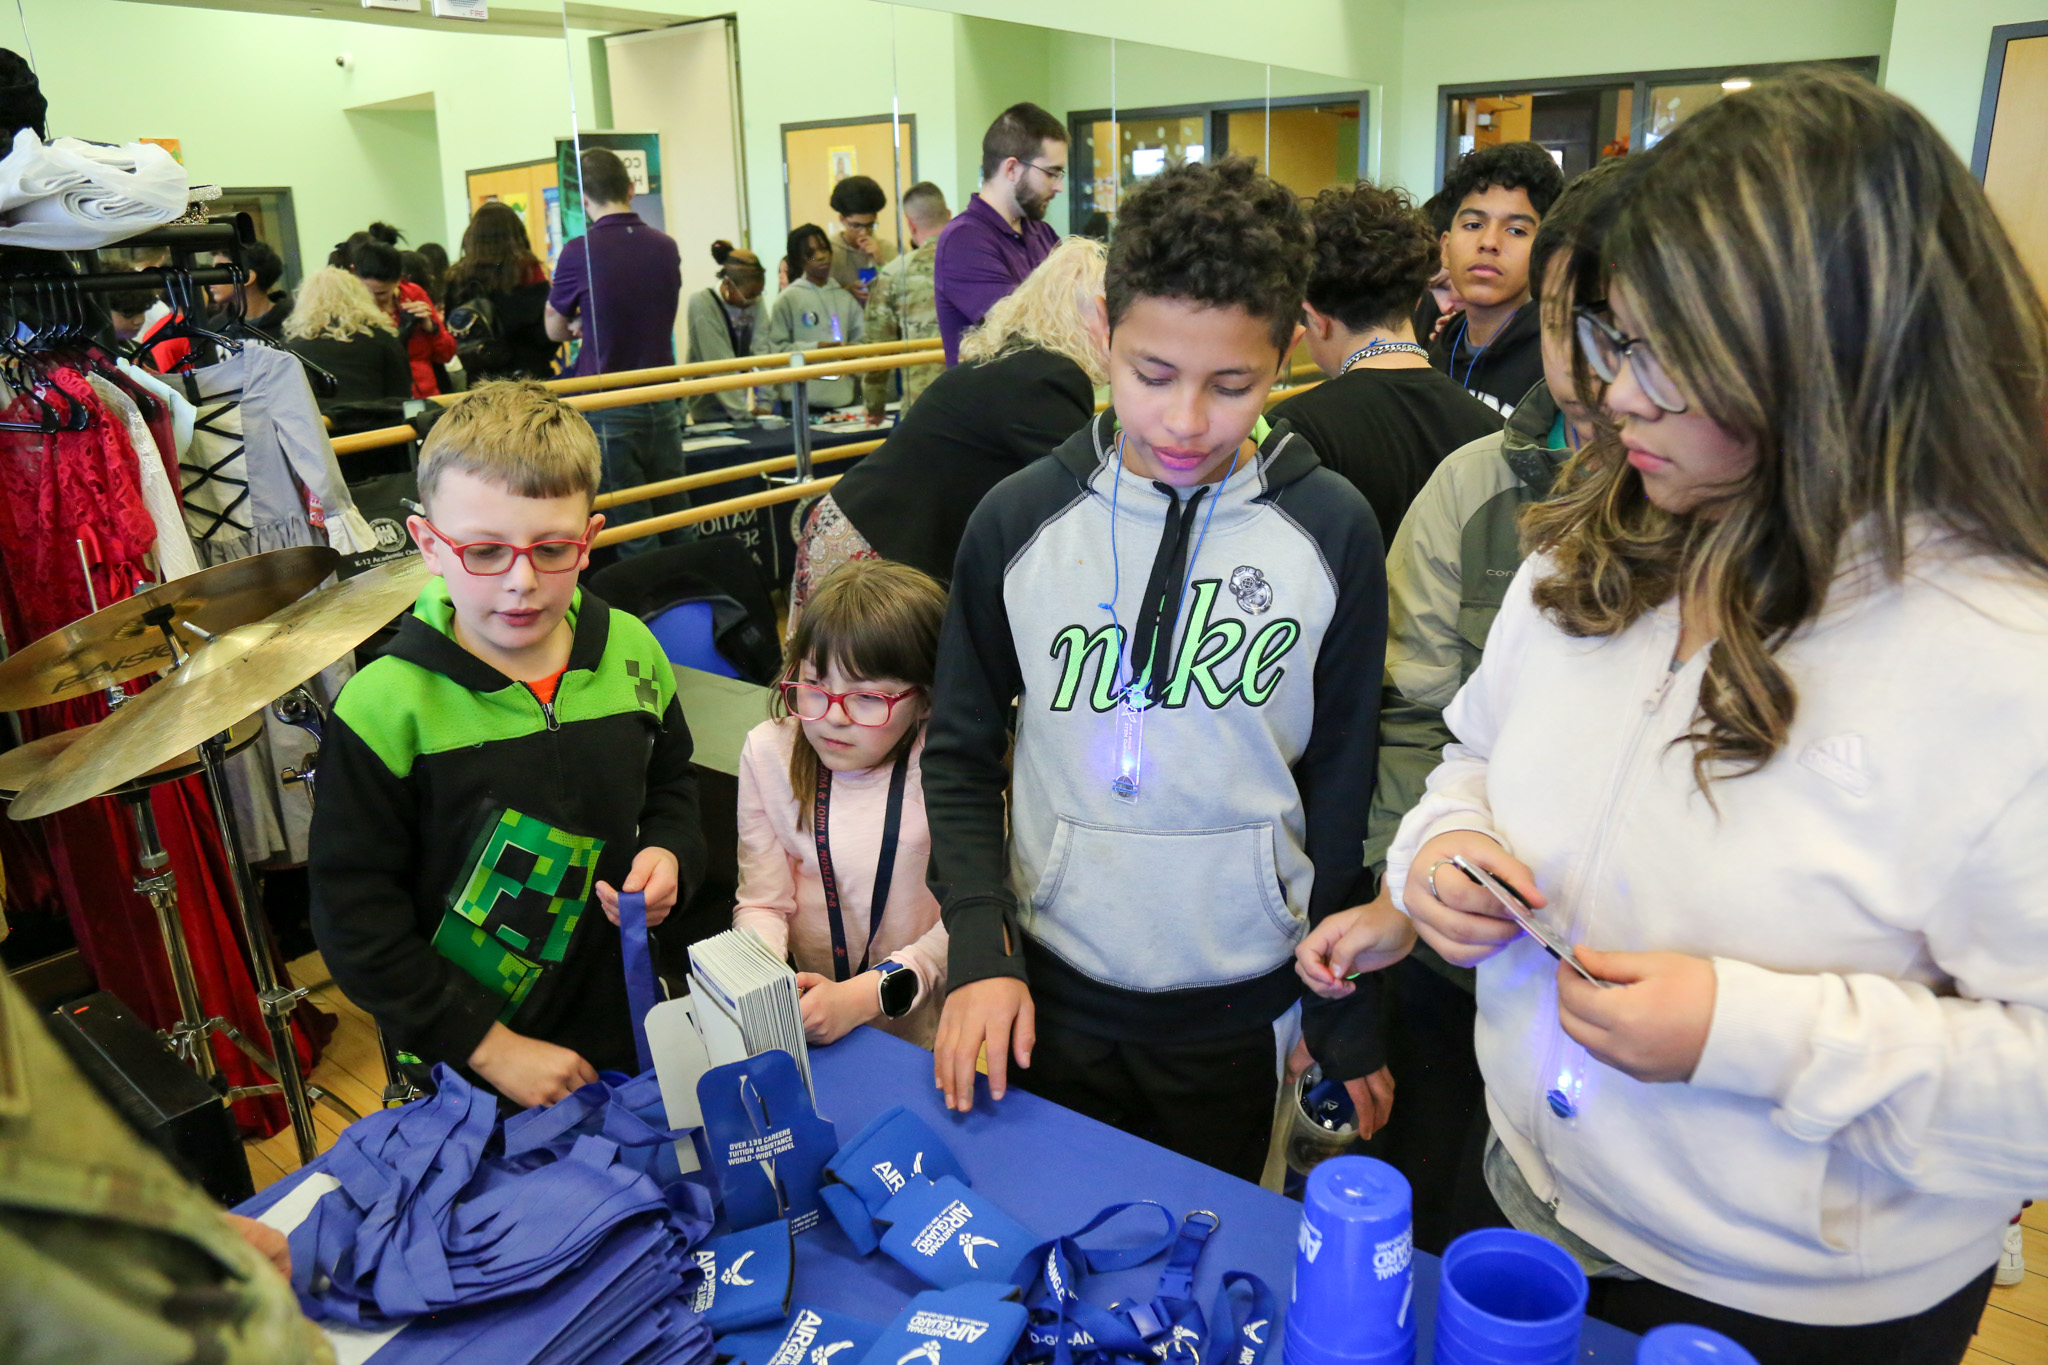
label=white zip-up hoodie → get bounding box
[1386,537,2048,1325]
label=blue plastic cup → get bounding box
[1634,1325,1760,1364]
[1281,1155,1416,1365]
[1430,1228,1587,1365]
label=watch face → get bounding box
[879,966,918,1018]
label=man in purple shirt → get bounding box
[545,147,688,553]
[934,102,1069,364]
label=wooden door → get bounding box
[781,117,916,256]
[1984,34,2048,300]
[465,158,560,266]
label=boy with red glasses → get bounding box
[309,380,707,1109]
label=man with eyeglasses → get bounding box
[827,175,895,306]
[933,101,1069,364]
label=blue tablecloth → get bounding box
[799,1028,1640,1365]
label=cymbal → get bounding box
[0,546,341,713]
[9,556,429,822]
[0,710,264,800]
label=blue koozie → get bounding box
[1635,1324,1760,1364]
[1282,1155,1416,1365]
[692,1220,795,1331]
[1431,1228,1588,1365]
[877,1176,1034,1287]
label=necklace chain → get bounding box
[1341,338,1432,374]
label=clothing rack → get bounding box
[0,214,255,297]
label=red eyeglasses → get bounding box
[421,518,593,576]
[779,681,922,727]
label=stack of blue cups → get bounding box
[1634,1325,1760,1364]
[1282,1155,1416,1365]
[1432,1229,1588,1364]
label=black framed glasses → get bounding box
[780,681,922,728]
[1574,307,1688,414]
[1022,161,1068,184]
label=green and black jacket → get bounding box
[309,581,705,1087]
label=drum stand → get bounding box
[132,619,360,1166]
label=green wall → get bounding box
[0,0,582,271]
[1883,0,2048,156]
[1390,0,1898,192]
[5,0,2031,315]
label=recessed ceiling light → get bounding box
[1721,77,1753,91]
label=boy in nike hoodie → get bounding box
[310,381,706,1110]
[924,158,1389,1179]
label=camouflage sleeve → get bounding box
[863,273,902,416]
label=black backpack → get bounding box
[446,294,511,377]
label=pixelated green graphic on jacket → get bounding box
[431,807,607,1018]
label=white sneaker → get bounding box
[1996,1220,2026,1287]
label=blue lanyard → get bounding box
[1452,306,1522,391]
[1102,429,1237,706]
[617,890,658,1075]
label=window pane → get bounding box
[1643,82,1730,148]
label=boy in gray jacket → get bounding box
[924,159,1386,1180]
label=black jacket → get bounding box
[1428,302,1546,419]
[445,278,558,381]
[829,346,1094,582]
[1270,366,1503,547]
[285,331,413,409]
[308,582,705,1092]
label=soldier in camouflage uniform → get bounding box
[864,182,952,421]
[0,962,333,1365]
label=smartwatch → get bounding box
[875,960,918,1019]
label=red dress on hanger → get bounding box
[0,367,321,1137]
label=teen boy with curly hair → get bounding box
[922,158,1391,1180]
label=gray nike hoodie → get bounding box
[923,409,1389,1076]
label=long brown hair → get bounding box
[447,202,544,300]
[775,559,948,822]
[1524,69,2048,789]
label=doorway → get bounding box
[1974,22,2048,301]
[780,115,918,258]
[214,187,303,288]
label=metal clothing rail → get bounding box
[593,474,845,549]
[591,438,882,510]
[533,337,942,399]
[328,348,941,458]
[592,373,1332,549]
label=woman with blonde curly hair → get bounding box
[281,266,411,408]
[1387,69,2048,1362]
[788,236,1107,628]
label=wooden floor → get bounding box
[241,950,389,1193]
[253,955,2046,1362]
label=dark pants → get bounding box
[1358,955,1491,1256]
[1013,1014,1277,1182]
[588,400,690,555]
[1453,1144,1996,1365]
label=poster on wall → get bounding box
[555,132,664,244]
[828,146,857,181]
[542,186,562,264]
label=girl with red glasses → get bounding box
[733,559,951,1048]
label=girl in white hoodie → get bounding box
[1382,71,2048,1364]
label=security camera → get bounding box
[335,52,355,71]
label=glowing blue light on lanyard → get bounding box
[1099,429,1239,802]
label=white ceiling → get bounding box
[116,0,698,39]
